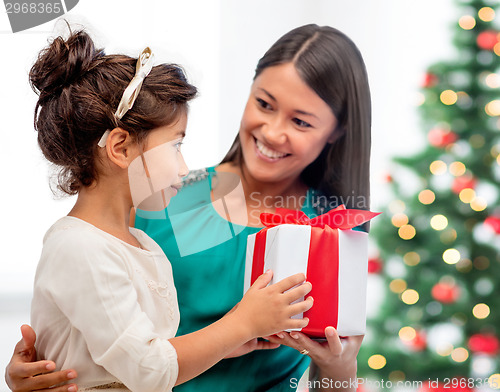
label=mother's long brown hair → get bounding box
[221,24,371,210]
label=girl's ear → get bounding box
[105,128,137,169]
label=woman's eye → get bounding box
[256,98,272,110]
[293,118,312,128]
[174,141,183,152]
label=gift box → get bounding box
[244,205,380,338]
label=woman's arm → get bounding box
[5,325,78,392]
[265,327,363,392]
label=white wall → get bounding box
[0,1,456,390]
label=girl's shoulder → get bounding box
[43,216,118,252]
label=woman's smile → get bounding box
[254,136,290,161]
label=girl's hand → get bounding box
[235,270,313,339]
[222,301,281,358]
[264,327,363,391]
[5,325,78,392]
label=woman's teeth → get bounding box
[255,139,288,159]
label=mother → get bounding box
[6,24,371,392]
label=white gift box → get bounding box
[244,222,369,337]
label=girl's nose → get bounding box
[178,152,189,178]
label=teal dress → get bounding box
[135,167,327,392]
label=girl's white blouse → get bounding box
[31,216,180,392]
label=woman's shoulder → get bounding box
[180,167,211,187]
[165,167,214,211]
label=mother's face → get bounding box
[239,62,338,186]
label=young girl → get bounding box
[7,24,370,392]
[24,29,313,391]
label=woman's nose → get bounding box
[261,117,287,145]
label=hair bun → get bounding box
[30,30,103,99]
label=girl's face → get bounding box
[239,62,338,186]
[128,113,189,210]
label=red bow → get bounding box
[260,205,380,230]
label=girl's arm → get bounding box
[171,270,313,385]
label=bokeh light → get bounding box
[401,289,419,305]
[486,100,500,116]
[390,279,407,293]
[458,15,476,30]
[473,256,490,270]
[478,7,495,22]
[449,161,466,176]
[399,224,416,240]
[488,374,500,389]
[470,196,487,211]
[392,213,409,227]
[459,188,476,203]
[485,73,500,88]
[403,252,420,266]
[430,160,447,175]
[441,229,457,244]
[443,248,461,264]
[368,355,387,370]
[472,303,490,319]
[495,43,500,57]
[441,90,458,105]
[451,347,469,362]
[418,189,436,204]
[399,326,417,342]
[431,214,448,230]
[470,134,485,148]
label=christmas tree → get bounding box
[358,1,500,390]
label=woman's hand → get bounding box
[224,338,280,358]
[264,327,363,392]
[5,325,78,392]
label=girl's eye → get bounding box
[174,141,183,152]
[256,98,272,110]
[293,118,312,128]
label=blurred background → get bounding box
[3,0,499,391]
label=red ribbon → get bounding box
[260,205,380,229]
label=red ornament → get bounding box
[422,72,439,88]
[368,257,383,274]
[428,128,458,148]
[451,175,476,194]
[484,216,500,234]
[477,30,499,51]
[468,333,500,355]
[431,282,460,304]
[403,330,427,351]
